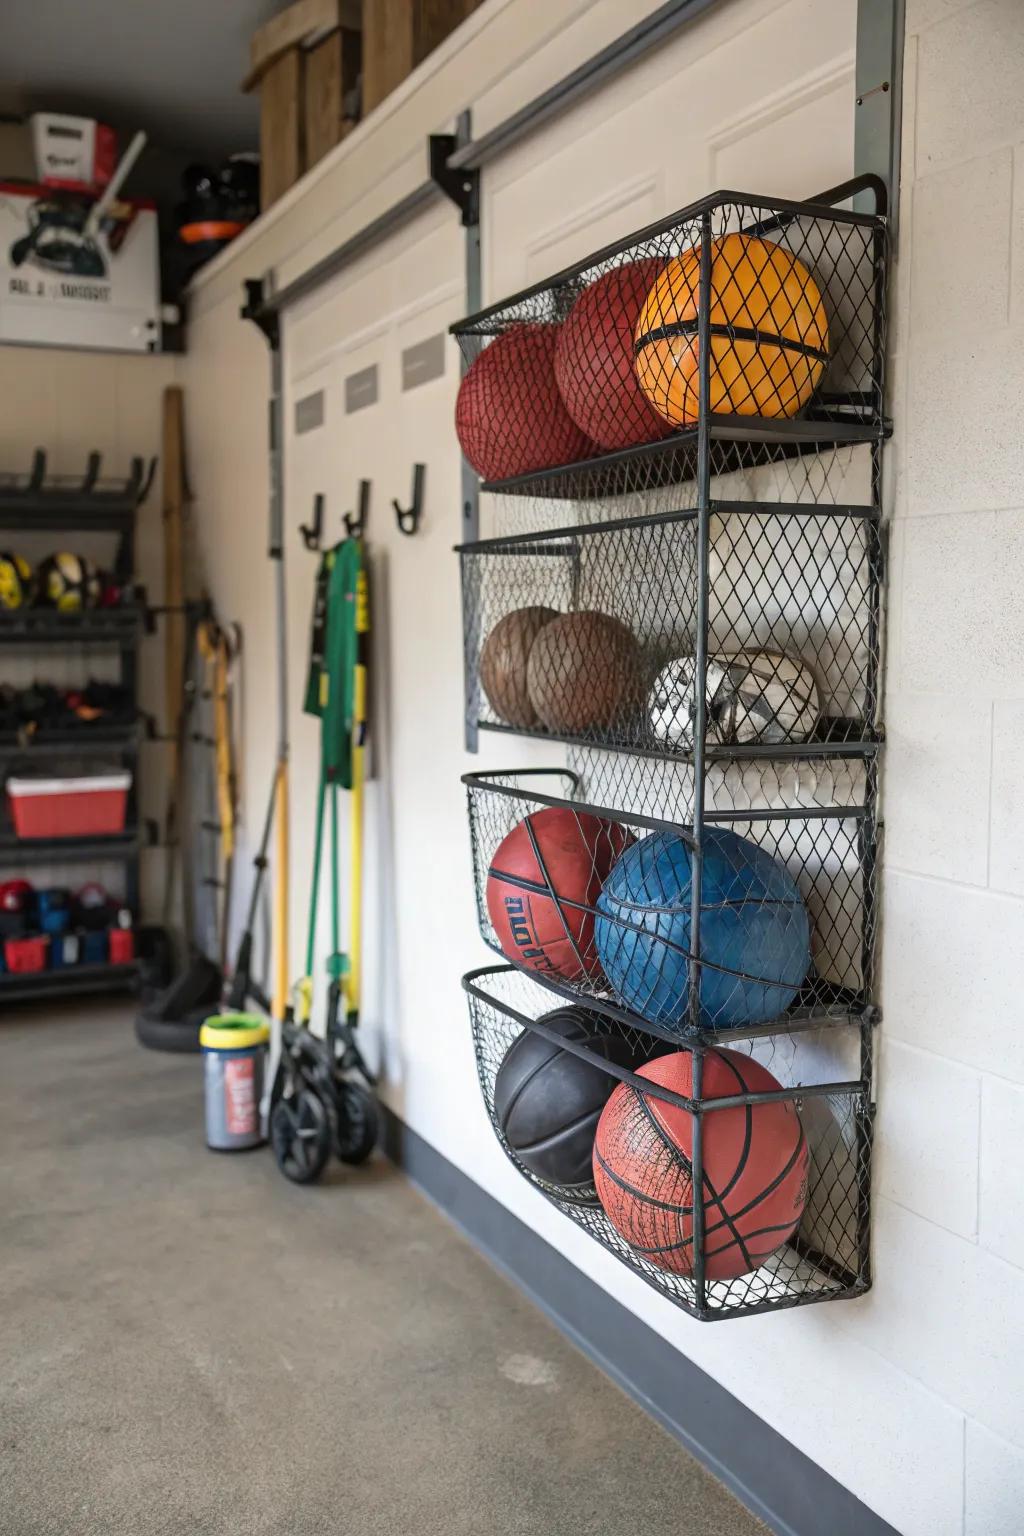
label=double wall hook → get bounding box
[344,479,371,539]
[393,463,425,536]
[300,493,325,550]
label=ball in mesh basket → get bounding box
[526,611,642,736]
[486,805,634,982]
[480,606,560,729]
[455,324,592,482]
[649,650,821,750]
[634,234,829,424]
[595,827,810,1030]
[554,260,675,451]
[593,1047,809,1281]
[494,1006,645,1203]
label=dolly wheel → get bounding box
[335,1081,379,1166]
[271,1089,331,1184]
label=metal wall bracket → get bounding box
[241,277,280,351]
[429,134,479,227]
[855,0,904,237]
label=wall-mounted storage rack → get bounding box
[451,177,888,1321]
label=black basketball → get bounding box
[493,1006,641,1203]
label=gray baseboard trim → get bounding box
[381,1108,897,1536]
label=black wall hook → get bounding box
[393,463,425,536]
[344,479,371,538]
[300,493,325,550]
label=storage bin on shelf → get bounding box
[7,768,131,838]
[465,964,872,1321]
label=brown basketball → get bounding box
[526,611,642,735]
[480,607,559,728]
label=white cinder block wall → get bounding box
[868,1,1024,1528]
[178,2,1024,1534]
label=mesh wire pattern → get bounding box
[460,502,882,763]
[466,767,877,1040]
[466,965,873,1320]
[451,188,886,504]
[454,183,886,1320]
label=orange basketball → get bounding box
[633,234,829,425]
[594,1048,809,1281]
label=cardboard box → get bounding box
[362,0,480,115]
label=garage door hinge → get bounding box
[429,134,479,227]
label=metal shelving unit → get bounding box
[0,960,141,1004]
[0,452,155,997]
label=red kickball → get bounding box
[456,323,592,482]
[554,260,675,451]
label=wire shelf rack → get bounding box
[459,501,882,765]
[465,965,873,1321]
[452,178,887,1320]
[465,767,876,1043]
[451,183,886,512]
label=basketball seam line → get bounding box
[708,1047,755,1201]
[708,1124,808,1230]
[628,1213,802,1261]
[594,1144,694,1217]
[634,1079,755,1272]
[524,819,589,970]
[633,320,829,364]
[500,1042,566,1129]
[514,1103,603,1156]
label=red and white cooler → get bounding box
[7,770,131,839]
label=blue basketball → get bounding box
[594,827,810,1031]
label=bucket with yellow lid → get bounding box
[200,1013,270,1151]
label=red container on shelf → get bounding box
[109,928,135,964]
[6,771,131,839]
[5,934,49,973]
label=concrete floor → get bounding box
[1,1002,766,1536]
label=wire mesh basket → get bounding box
[459,503,881,760]
[465,965,873,1320]
[465,767,876,1041]
[451,182,886,509]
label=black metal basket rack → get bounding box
[466,965,872,1322]
[451,177,888,1320]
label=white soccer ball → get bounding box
[649,650,821,750]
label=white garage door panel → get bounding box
[486,0,857,301]
[279,0,863,1159]
[282,208,479,1075]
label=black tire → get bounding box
[134,1004,209,1054]
[271,1089,331,1184]
[334,1081,379,1166]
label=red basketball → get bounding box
[593,1048,809,1281]
[456,324,592,482]
[486,806,633,982]
[554,261,675,450]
